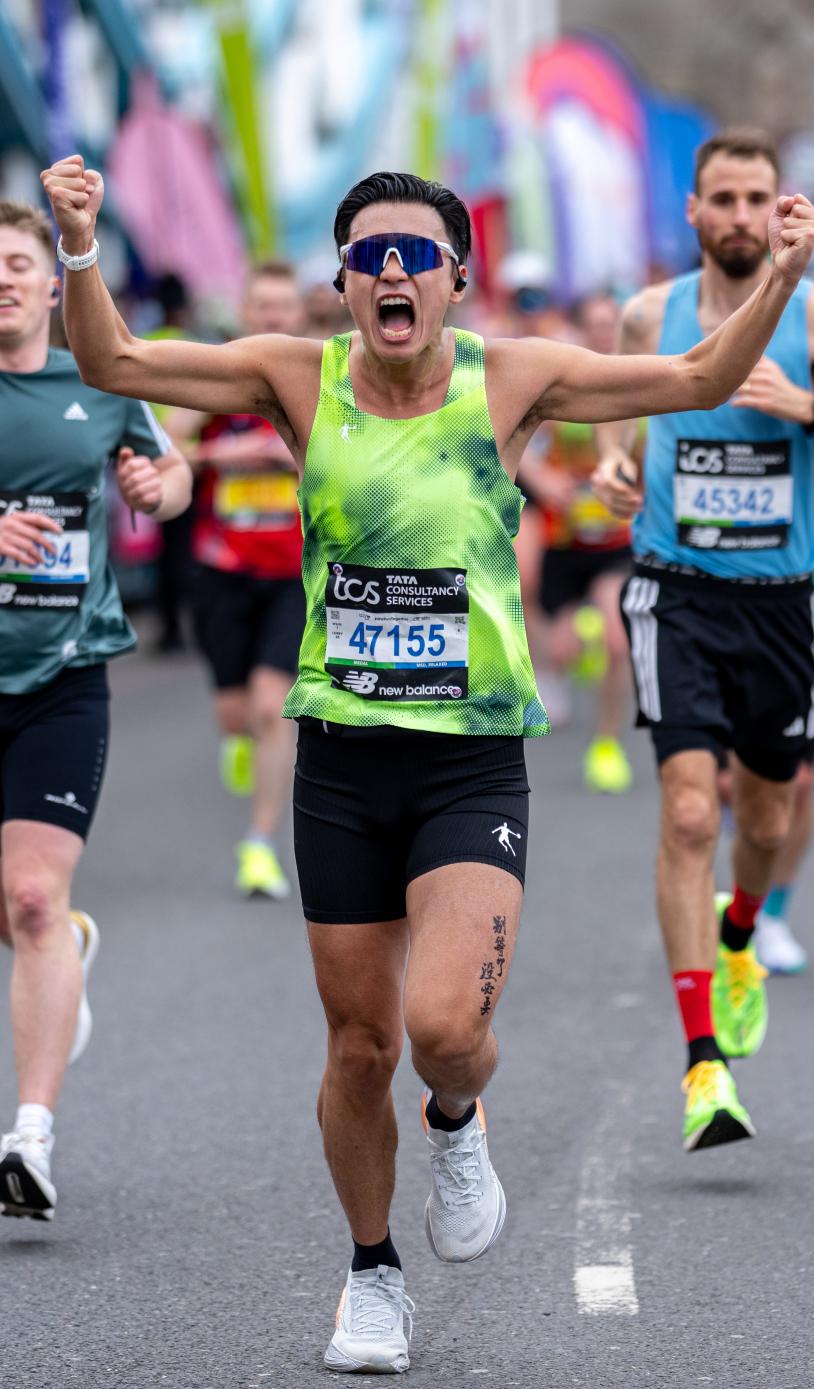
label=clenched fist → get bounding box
[116,448,163,517]
[769,194,814,286]
[591,448,644,520]
[40,154,104,256]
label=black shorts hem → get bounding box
[304,904,407,925]
[406,852,526,889]
[732,745,802,783]
[650,726,724,765]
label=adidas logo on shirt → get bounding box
[63,401,89,421]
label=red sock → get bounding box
[672,970,714,1042]
[727,886,764,930]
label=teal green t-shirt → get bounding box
[0,349,170,693]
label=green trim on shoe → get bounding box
[712,894,768,1057]
[682,1060,756,1152]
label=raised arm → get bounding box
[498,195,814,442]
[40,156,311,441]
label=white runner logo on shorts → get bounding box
[491,822,521,856]
[44,790,88,815]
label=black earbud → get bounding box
[50,284,61,302]
[333,271,345,293]
[454,267,468,293]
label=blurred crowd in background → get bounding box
[2,0,814,713]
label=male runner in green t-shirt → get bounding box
[42,154,814,1372]
[0,200,190,1223]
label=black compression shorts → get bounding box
[621,566,814,782]
[0,664,109,840]
[293,722,530,923]
[192,564,306,688]
[540,547,632,618]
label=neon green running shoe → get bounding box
[234,841,291,900]
[570,605,608,684]
[583,736,633,793]
[712,894,768,1057]
[682,1060,756,1151]
[219,735,255,797]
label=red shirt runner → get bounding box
[191,414,303,580]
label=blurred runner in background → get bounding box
[165,262,305,901]
[537,295,635,791]
[0,200,190,1221]
[593,129,814,1151]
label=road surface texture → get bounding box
[2,643,812,1388]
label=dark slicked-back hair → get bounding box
[694,128,780,193]
[334,172,472,264]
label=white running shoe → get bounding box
[422,1094,506,1263]
[68,909,99,1065]
[0,1131,56,1221]
[754,913,807,975]
[324,1264,414,1375]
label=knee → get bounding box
[663,787,719,856]
[329,1023,402,1094]
[408,1018,483,1075]
[738,806,792,857]
[251,700,282,737]
[4,877,57,942]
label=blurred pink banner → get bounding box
[107,73,247,300]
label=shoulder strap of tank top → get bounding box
[319,332,356,410]
[443,329,485,406]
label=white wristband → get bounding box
[56,236,99,272]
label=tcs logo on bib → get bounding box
[678,444,725,474]
[332,564,380,607]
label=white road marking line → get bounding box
[573,1086,640,1316]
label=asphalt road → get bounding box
[2,641,813,1388]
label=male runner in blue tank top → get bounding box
[593,129,814,1153]
[41,151,814,1374]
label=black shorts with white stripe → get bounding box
[620,564,814,782]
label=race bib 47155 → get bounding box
[325,563,469,702]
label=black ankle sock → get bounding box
[687,1035,726,1071]
[351,1229,401,1273]
[424,1094,477,1133]
[721,908,754,953]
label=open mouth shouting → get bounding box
[377,295,416,343]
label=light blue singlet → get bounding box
[633,271,814,579]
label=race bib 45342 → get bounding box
[674,438,791,552]
[325,562,469,702]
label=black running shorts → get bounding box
[192,564,306,688]
[0,664,109,840]
[293,722,530,923]
[621,566,814,782]
[541,547,632,618]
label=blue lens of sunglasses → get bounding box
[344,234,444,276]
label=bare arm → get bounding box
[494,194,814,449]
[40,157,305,436]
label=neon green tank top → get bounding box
[283,329,549,737]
